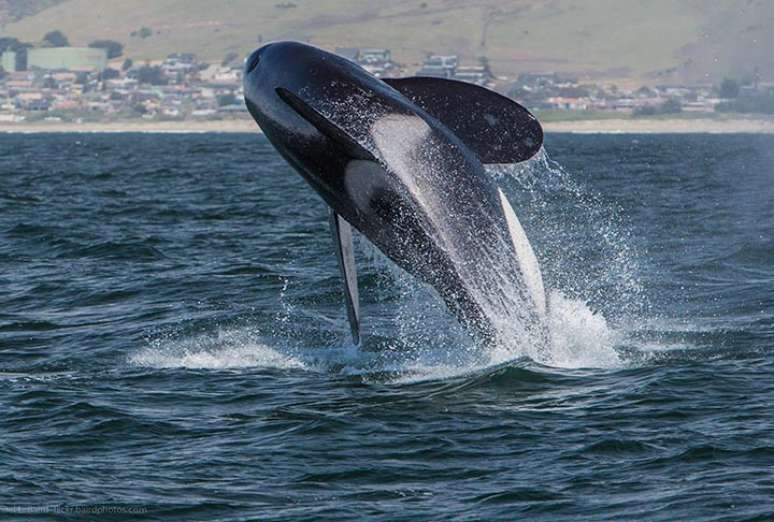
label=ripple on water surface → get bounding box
[0,133,772,520]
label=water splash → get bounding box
[547,290,622,368]
[132,149,642,379]
[482,149,644,367]
[489,150,646,322]
[352,149,637,371]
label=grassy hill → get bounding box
[2,0,773,83]
[0,0,64,25]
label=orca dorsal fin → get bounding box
[382,77,543,164]
[276,87,376,162]
[329,209,361,345]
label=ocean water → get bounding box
[1,132,772,520]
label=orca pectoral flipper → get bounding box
[329,209,361,345]
[382,77,543,164]
[498,188,546,318]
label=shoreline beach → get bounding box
[2,117,774,134]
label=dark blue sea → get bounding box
[1,132,772,521]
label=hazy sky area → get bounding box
[1,0,773,84]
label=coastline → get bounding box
[543,117,774,134]
[2,117,774,134]
[0,119,258,134]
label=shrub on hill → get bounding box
[89,39,124,59]
[42,30,69,47]
[633,98,682,117]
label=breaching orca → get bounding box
[243,41,545,347]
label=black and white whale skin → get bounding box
[243,41,546,346]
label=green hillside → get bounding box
[2,0,773,83]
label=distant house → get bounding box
[545,96,589,110]
[426,55,458,69]
[166,53,197,64]
[517,72,568,90]
[199,64,241,85]
[416,65,450,78]
[417,55,458,78]
[335,48,360,62]
[334,47,394,77]
[6,78,34,90]
[453,66,490,86]
[161,53,199,82]
[359,48,391,64]
[105,77,139,91]
[0,113,25,122]
[51,72,77,82]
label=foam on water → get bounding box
[129,329,306,370]
[128,292,623,379]
[129,281,625,381]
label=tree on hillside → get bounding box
[42,30,69,47]
[632,105,658,117]
[719,78,740,99]
[716,93,774,114]
[89,39,124,59]
[121,58,133,71]
[660,98,682,114]
[131,27,153,39]
[101,68,120,80]
[633,98,682,117]
[1,38,32,70]
[0,37,22,53]
[134,65,167,85]
[636,86,655,97]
